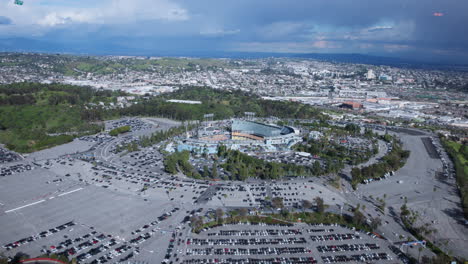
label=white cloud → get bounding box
[38,11,93,26]
[200,28,240,36]
[367,25,393,32]
[0,0,189,29]
[348,21,415,42]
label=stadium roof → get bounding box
[231,120,294,138]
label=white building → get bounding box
[366,70,376,80]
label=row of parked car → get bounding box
[84,244,133,263]
[0,163,33,177]
[2,221,75,251]
[46,230,120,263]
[42,231,108,255]
[0,147,20,164]
[305,228,335,233]
[182,257,317,264]
[210,228,302,237]
[187,246,310,256]
[317,243,380,253]
[310,233,361,242]
[361,171,395,184]
[321,252,391,263]
[187,237,307,246]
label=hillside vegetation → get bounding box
[0,83,122,152]
[117,86,327,121]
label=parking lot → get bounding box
[356,131,468,259]
[1,117,465,262]
[0,174,188,263]
[207,181,346,211]
[178,223,398,264]
[0,147,21,164]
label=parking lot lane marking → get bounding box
[5,199,46,213]
[58,187,83,197]
[49,196,55,200]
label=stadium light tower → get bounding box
[244,112,256,121]
[203,113,214,123]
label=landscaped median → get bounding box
[108,125,131,136]
[191,210,375,235]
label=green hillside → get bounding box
[0,83,120,152]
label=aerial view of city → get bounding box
[0,1,467,264]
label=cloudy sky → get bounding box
[0,0,467,63]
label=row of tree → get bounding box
[108,125,131,136]
[0,94,36,105]
[140,123,196,148]
[441,139,468,218]
[112,86,328,121]
[163,150,199,178]
[216,145,315,181]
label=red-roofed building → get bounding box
[340,101,363,110]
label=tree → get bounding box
[352,210,365,227]
[421,256,431,264]
[239,165,249,181]
[190,216,203,230]
[202,165,210,178]
[351,167,362,189]
[215,208,224,223]
[400,203,410,217]
[345,123,360,135]
[312,161,322,175]
[211,162,218,179]
[11,252,30,264]
[271,197,284,209]
[430,254,452,264]
[370,217,382,230]
[239,208,248,217]
[378,199,386,213]
[302,200,313,211]
[314,196,325,214]
[461,144,468,158]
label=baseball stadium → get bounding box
[174,119,301,154]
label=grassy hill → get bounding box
[0,83,121,153]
